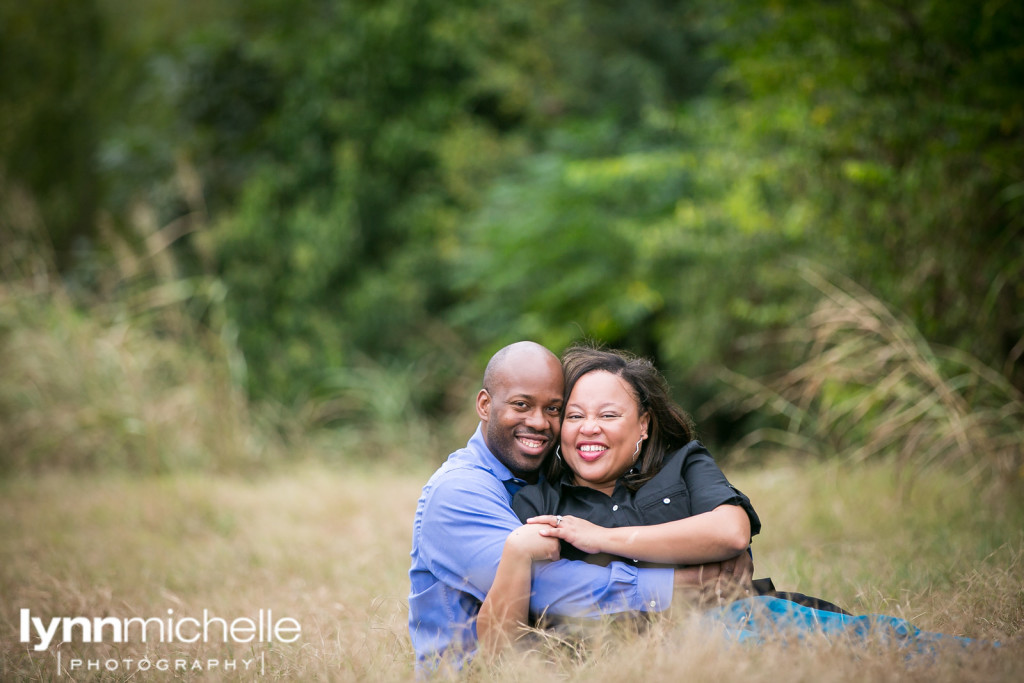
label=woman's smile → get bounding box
[575,442,608,462]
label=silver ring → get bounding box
[555,515,563,526]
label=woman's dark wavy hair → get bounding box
[545,342,697,491]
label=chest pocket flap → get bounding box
[637,484,690,525]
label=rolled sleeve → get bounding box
[680,441,761,536]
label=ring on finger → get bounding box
[555,515,563,526]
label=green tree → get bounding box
[0,0,104,267]
[715,0,1024,387]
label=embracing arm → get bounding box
[529,503,751,565]
[476,525,559,654]
[418,471,673,640]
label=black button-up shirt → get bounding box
[512,440,760,567]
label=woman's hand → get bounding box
[526,515,610,556]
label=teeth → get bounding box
[518,437,543,448]
[579,445,606,452]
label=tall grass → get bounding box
[707,267,1024,487]
[0,171,284,474]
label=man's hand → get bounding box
[671,549,755,608]
[717,549,754,592]
[504,523,561,562]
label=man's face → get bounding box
[477,358,563,481]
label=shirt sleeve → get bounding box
[679,441,762,536]
[419,466,674,616]
[417,467,521,602]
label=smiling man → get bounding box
[476,341,563,480]
[407,341,677,670]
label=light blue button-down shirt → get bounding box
[408,425,673,668]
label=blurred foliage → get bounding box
[707,267,1024,486]
[714,0,1024,387]
[1,0,1022,470]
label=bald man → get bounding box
[408,341,751,670]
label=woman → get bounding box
[477,344,762,651]
[516,345,758,568]
[477,344,970,655]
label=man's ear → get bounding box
[476,389,491,422]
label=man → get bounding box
[408,341,751,669]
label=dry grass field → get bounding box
[3,219,1022,680]
[2,458,1021,681]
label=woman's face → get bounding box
[560,370,649,495]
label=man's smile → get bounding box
[514,432,549,453]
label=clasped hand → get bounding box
[526,514,754,606]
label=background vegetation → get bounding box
[4,0,1022,464]
[2,0,1022,678]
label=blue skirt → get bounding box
[705,596,977,654]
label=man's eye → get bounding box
[546,406,562,415]
[514,401,528,409]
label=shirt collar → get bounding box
[462,424,529,495]
[554,465,633,499]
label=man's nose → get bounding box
[525,408,549,429]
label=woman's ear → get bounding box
[640,411,650,439]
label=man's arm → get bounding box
[671,549,754,607]
[476,524,560,654]
[419,469,674,618]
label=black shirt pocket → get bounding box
[637,484,691,525]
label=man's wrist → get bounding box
[673,566,703,588]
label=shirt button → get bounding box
[612,504,619,511]
[649,600,657,608]
[663,498,671,504]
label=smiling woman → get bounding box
[512,345,757,568]
[560,370,651,495]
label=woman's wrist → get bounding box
[598,526,622,555]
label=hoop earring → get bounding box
[555,446,562,462]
